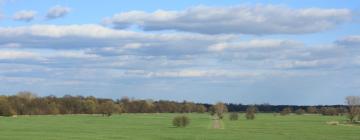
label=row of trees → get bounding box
[0,92,208,117]
[1,92,359,123]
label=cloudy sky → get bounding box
[0,0,360,105]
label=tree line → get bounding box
[0,92,207,117]
[0,92,359,122]
[226,103,349,116]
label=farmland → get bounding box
[0,113,359,140]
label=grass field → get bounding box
[0,113,359,140]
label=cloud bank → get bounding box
[105,5,352,35]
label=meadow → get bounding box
[0,113,359,140]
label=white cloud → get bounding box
[0,24,233,40]
[50,51,100,59]
[46,6,71,19]
[208,39,302,51]
[0,24,234,51]
[105,5,352,35]
[0,24,357,83]
[0,50,40,60]
[13,10,37,22]
[0,76,44,84]
[0,43,22,48]
[0,24,136,38]
[119,69,260,78]
[275,60,335,69]
[336,35,360,47]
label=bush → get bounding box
[280,107,292,116]
[320,107,339,116]
[245,106,257,120]
[172,115,190,127]
[306,107,318,114]
[295,108,305,115]
[229,112,239,121]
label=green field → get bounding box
[0,113,359,140]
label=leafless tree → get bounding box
[345,96,360,123]
[213,102,228,119]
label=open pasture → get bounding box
[0,113,359,140]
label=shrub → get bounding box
[172,115,190,127]
[295,108,305,115]
[229,112,239,121]
[280,107,292,116]
[306,107,318,114]
[245,106,257,120]
[320,107,339,116]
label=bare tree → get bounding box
[345,96,360,123]
[213,102,228,119]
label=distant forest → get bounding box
[0,91,348,117]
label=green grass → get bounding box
[0,113,359,140]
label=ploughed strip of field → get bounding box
[212,116,223,129]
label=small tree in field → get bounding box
[245,106,257,120]
[229,112,239,121]
[345,96,360,123]
[172,115,190,127]
[212,102,228,119]
[295,108,305,115]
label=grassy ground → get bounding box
[0,113,359,140]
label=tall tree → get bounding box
[345,96,360,123]
[213,102,228,119]
[0,97,16,117]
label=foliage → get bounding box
[0,93,209,116]
[280,107,292,116]
[229,112,239,121]
[98,101,117,117]
[295,108,305,115]
[306,107,318,114]
[245,106,257,120]
[212,102,228,119]
[319,107,339,116]
[172,115,190,127]
[0,97,16,117]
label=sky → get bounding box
[0,0,360,105]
